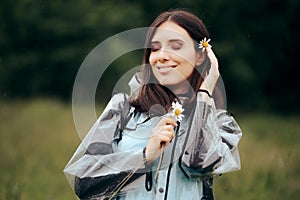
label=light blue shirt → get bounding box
[116,111,203,200]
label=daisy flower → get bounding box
[171,101,184,122]
[199,37,212,52]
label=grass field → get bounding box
[0,99,299,199]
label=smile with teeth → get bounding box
[157,65,177,73]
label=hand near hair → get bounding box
[200,47,220,96]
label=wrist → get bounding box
[143,147,147,159]
[143,147,154,168]
[144,146,160,163]
[198,89,212,98]
[143,147,153,162]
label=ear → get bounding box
[195,51,206,66]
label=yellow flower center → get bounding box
[202,41,208,48]
[174,109,181,116]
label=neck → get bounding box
[167,80,192,96]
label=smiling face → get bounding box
[149,21,204,94]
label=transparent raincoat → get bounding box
[64,74,242,200]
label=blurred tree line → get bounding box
[0,0,299,113]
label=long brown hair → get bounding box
[130,9,210,113]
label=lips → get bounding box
[157,65,177,73]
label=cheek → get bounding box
[174,48,197,66]
[179,65,194,78]
[149,53,156,65]
[175,55,195,78]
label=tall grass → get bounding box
[0,100,299,199]
[0,99,79,199]
[214,112,300,200]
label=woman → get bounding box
[64,9,242,200]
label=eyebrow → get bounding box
[151,39,184,43]
[169,39,184,43]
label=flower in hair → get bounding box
[171,101,184,122]
[199,37,211,52]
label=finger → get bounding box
[160,130,175,140]
[157,135,169,146]
[163,117,178,126]
[158,134,173,145]
[152,127,174,138]
[153,117,177,136]
[158,117,174,125]
[164,125,176,132]
[206,47,218,67]
[162,129,175,139]
[156,117,177,128]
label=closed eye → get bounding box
[169,40,183,50]
[151,42,161,52]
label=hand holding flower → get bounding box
[145,117,177,162]
[145,101,184,162]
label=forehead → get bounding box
[151,21,193,42]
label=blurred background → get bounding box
[0,0,299,199]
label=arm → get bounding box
[180,46,242,179]
[64,93,147,199]
[180,92,242,179]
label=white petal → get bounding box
[178,116,183,122]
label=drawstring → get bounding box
[145,171,153,191]
[201,177,214,200]
[144,147,153,191]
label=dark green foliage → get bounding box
[0,0,299,113]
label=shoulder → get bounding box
[110,92,129,104]
[105,92,130,113]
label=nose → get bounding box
[157,49,170,62]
